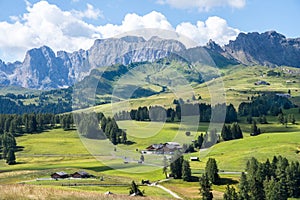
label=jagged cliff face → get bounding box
[0,31,299,89]
[0,36,186,89]
[224,31,300,67]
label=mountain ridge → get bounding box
[0,31,299,89]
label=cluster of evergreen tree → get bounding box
[199,158,220,200]
[72,112,128,145]
[278,113,296,127]
[100,115,127,145]
[0,132,17,165]
[0,113,63,135]
[224,156,300,200]
[192,130,220,149]
[238,94,294,117]
[115,101,238,123]
[0,95,72,114]
[221,122,243,141]
[115,106,167,122]
[169,151,192,181]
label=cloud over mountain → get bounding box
[0,0,240,62]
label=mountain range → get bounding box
[0,30,299,90]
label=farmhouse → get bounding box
[51,172,69,179]
[142,142,182,155]
[71,171,91,178]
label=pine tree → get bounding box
[223,185,238,200]
[199,173,213,200]
[221,124,231,141]
[205,158,219,184]
[231,123,243,139]
[129,180,143,196]
[238,172,249,200]
[278,113,284,124]
[249,178,265,200]
[250,120,260,136]
[182,160,192,181]
[6,148,16,165]
[197,133,204,148]
[263,177,281,200]
[170,151,183,179]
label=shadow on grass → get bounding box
[83,166,113,172]
[188,176,200,182]
[215,177,239,186]
[125,141,136,145]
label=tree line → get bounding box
[238,94,295,117]
[73,112,127,145]
[114,101,238,123]
[197,156,300,200]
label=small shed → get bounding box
[71,171,91,178]
[190,157,199,161]
[51,171,69,179]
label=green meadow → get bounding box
[1,64,300,199]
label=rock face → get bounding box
[224,31,300,67]
[0,36,186,89]
[0,31,300,89]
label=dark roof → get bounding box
[52,171,68,176]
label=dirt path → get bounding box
[152,184,182,199]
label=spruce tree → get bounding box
[263,177,281,200]
[223,185,238,200]
[6,148,16,165]
[199,173,213,200]
[182,160,192,181]
[170,151,183,179]
[238,172,249,200]
[205,158,219,184]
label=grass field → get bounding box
[1,115,299,199]
[1,64,300,199]
[91,65,300,116]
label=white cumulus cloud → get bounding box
[176,16,240,45]
[0,1,240,62]
[157,0,246,11]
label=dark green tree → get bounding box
[238,172,249,200]
[231,122,243,139]
[223,185,238,200]
[250,120,260,136]
[6,148,16,165]
[221,124,231,141]
[129,180,143,196]
[199,173,213,200]
[278,113,284,124]
[182,160,192,181]
[263,177,282,200]
[205,158,219,184]
[170,151,183,179]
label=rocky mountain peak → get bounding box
[0,31,300,89]
[225,31,300,67]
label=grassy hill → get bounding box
[1,64,300,199]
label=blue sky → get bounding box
[0,0,299,62]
